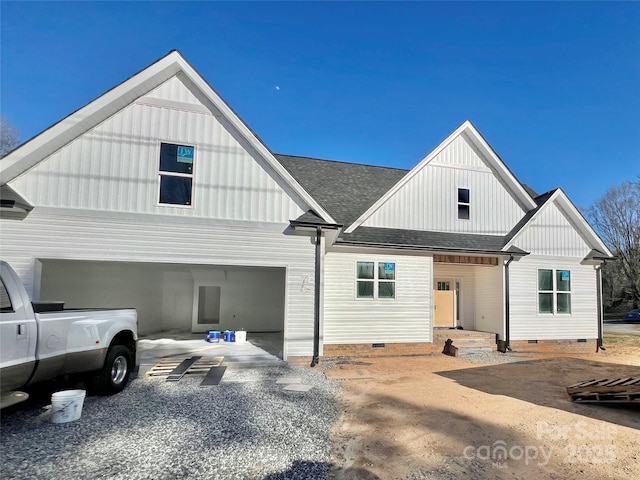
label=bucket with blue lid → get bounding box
[205,330,221,343]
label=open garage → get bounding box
[36,259,286,357]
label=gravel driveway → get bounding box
[1,365,340,480]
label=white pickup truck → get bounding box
[0,261,137,408]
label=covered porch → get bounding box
[432,253,506,342]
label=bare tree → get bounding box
[587,181,640,311]
[0,116,20,158]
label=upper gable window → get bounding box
[457,188,470,220]
[159,143,194,206]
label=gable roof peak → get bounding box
[343,121,538,233]
[0,50,336,224]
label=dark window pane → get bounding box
[160,175,192,205]
[538,270,553,291]
[357,281,374,298]
[379,282,395,298]
[538,293,553,313]
[160,143,194,174]
[458,188,469,204]
[378,262,395,280]
[1,280,13,312]
[556,270,571,291]
[357,262,374,279]
[557,293,571,313]
[458,204,470,220]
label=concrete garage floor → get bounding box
[137,331,284,370]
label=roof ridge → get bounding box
[274,153,410,172]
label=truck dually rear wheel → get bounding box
[95,345,133,395]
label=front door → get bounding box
[434,280,455,327]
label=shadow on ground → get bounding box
[436,357,640,430]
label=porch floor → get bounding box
[433,328,498,352]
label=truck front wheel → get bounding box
[95,345,133,395]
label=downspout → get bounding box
[596,262,606,352]
[310,226,321,367]
[503,255,515,352]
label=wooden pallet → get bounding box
[567,378,640,403]
[145,356,224,378]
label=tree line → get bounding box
[587,180,640,313]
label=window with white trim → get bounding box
[457,188,470,220]
[159,143,194,206]
[356,261,395,299]
[538,269,571,314]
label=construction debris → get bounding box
[567,377,640,403]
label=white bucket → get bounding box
[51,389,86,423]
[235,330,247,344]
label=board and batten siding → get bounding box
[361,135,526,234]
[474,265,504,337]
[509,256,597,340]
[512,201,592,258]
[0,208,317,358]
[323,252,432,344]
[9,74,306,224]
[432,263,476,330]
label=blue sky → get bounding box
[2,1,638,208]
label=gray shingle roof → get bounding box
[337,226,516,254]
[275,154,407,226]
[275,153,539,255]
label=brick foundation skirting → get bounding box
[322,342,439,358]
[508,339,598,353]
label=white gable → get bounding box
[346,121,536,235]
[508,189,613,258]
[9,74,305,223]
[361,132,527,235]
[2,51,336,225]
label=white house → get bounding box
[0,51,613,361]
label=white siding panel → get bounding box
[474,265,504,336]
[10,75,305,224]
[362,136,525,234]
[323,252,432,344]
[429,135,491,171]
[433,264,476,329]
[147,75,202,104]
[509,256,597,340]
[514,201,592,257]
[0,209,316,358]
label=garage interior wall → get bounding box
[38,260,285,335]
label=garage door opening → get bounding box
[36,259,286,359]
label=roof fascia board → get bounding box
[503,189,613,257]
[463,123,537,210]
[1,54,181,183]
[344,120,536,233]
[502,190,560,250]
[170,55,337,225]
[553,190,613,257]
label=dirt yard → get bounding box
[326,336,640,480]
